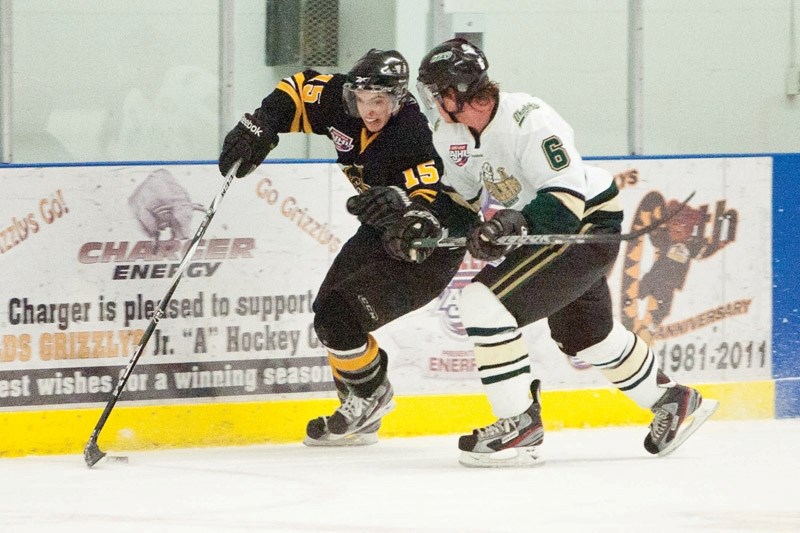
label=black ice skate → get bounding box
[303,415,381,447]
[458,380,545,468]
[644,372,719,457]
[304,378,395,446]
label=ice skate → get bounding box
[644,377,718,457]
[316,379,395,440]
[303,379,393,446]
[458,380,545,468]
[303,416,381,447]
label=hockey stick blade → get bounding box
[411,191,696,248]
[84,439,106,467]
[83,161,241,468]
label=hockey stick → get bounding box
[411,191,695,248]
[83,161,240,468]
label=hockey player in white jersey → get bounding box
[416,38,718,467]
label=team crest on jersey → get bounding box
[480,163,522,206]
[328,127,354,152]
[342,164,366,192]
[449,144,469,166]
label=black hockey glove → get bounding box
[382,207,442,264]
[346,185,412,229]
[218,113,279,178]
[467,209,529,261]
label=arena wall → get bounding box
[0,154,797,457]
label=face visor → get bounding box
[415,81,442,111]
[342,83,403,118]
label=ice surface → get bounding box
[1,419,798,532]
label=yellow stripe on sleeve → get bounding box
[276,80,304,133]
[409,189,438,203]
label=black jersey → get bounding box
[252,70,477,234]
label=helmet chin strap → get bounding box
[431,89,466,123]
[446,97,467,123]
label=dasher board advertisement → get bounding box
[0,158,771,409]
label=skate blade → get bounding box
[658,398,719,457]
[459,446,545,468]
[303,432,379,447]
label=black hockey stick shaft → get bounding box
[83,161,240,468]
[411,191,695,248]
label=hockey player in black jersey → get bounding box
[218,49,478,446]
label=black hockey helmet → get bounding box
[343,49,410,117]
[416,38,489,112]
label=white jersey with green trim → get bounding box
[432,92,613,211]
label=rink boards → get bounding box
[0,155,797,456]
